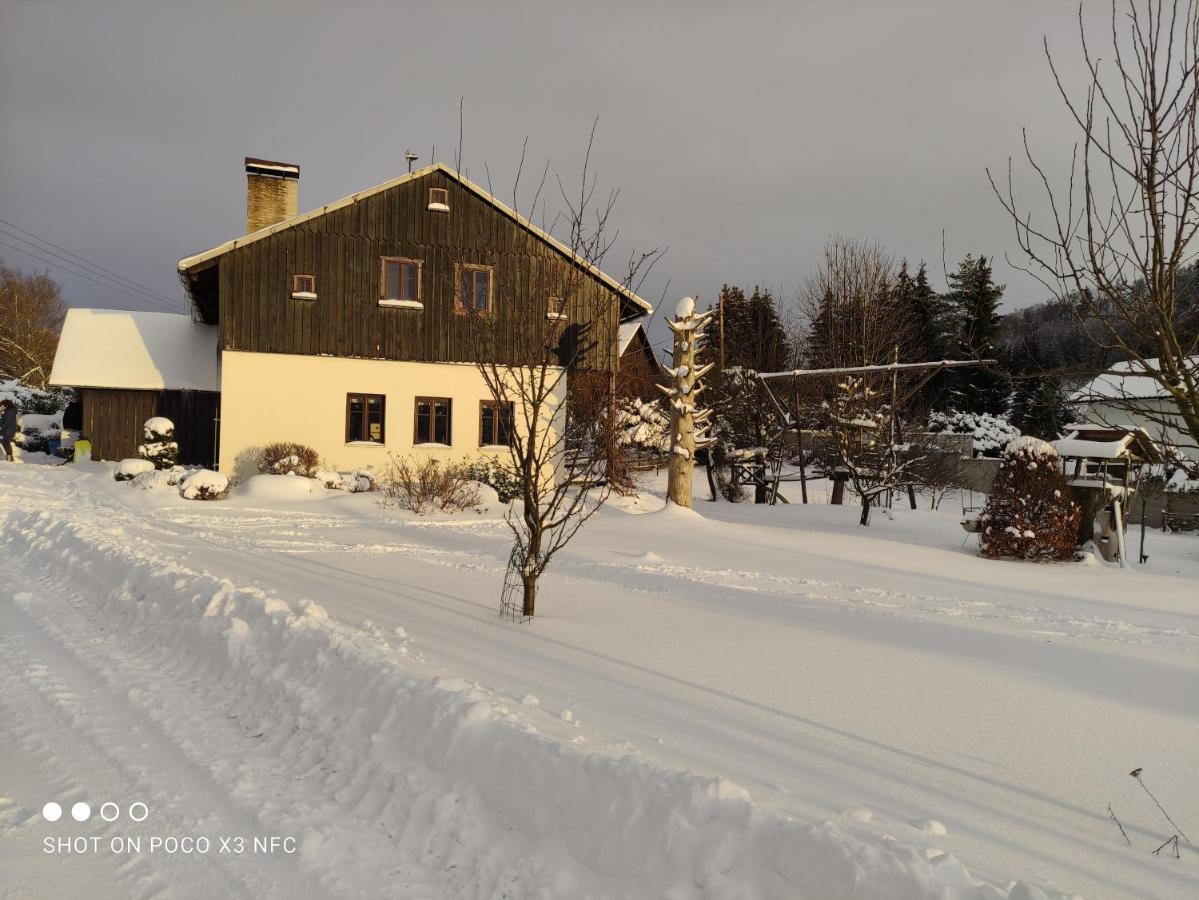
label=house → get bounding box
[51,158,653,476]
[1070,357,1197,458]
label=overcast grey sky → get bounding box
[1,0,1094,335]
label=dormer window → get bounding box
[546,296,567,321]
[428,188,450,212]
[379,258,423,309]
[291,274,317,300]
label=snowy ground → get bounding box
[1,462,1196,899]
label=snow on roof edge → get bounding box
[177,162,653,317]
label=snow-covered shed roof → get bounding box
[50,308,220,392]
[1070,357,1198,403]
[177,162,653,320]
[618,322,644,356]
[1051,426,1163,462]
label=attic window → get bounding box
[428,188,450,212]
[546,296,568,321]
[291,274,317,300]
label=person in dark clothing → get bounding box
[0,399,18,461]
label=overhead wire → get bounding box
[0,217,181,307]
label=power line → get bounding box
[0,227,181,312]
[0,239,184,313]
[0,216,179,309]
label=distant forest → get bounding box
[999,262,1199,379]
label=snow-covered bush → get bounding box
[469,455,521,503]
[1165,466,1199,494]
[616,397,670,453]
[317,467,376,493]
[15,413,62,453]
[979,437,1080,561]
[131,465,195,490]
[927,410,1020,458]
[138,417,178,470]
[259,441,321,478]
[346,468,376,493]
[0,379,73,416]
[380,456,481,514]
[114,458,155,481]
[181,469,229,501]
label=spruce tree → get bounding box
[1007,346,1075,440]
[699,284,791,456]
[944,254,1009,415]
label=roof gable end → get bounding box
[178,163,651,319]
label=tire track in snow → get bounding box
[0,583,274,900]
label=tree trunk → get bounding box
[666,302,714,508]
[521,573,537,618]
[859,491,872,526]
[831,474,845,505]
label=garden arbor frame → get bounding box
[750,358,998,505]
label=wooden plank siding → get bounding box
[216,171,620,373]
[82,388,220,468]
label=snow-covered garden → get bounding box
[1,456,1195,900]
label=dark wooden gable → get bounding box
[215,170,624,370]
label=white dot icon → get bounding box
[42,802,62,822]
[99,802,119,822]
[129,802,148,822]
[71,802,91,822]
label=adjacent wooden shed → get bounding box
[49,309,221,466]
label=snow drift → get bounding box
[1,503,1058,899]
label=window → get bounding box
[414,397,452,445]
[346,393,385,444]
[291,274,316,299]
[479,400,514,447]
[546,296,567,320]
[428,187,450,212]
[380,257,422,308]
[456,264,493,314]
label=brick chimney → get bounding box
[245,157,299,233]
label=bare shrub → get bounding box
[379,456,481,514]
[259,442,321,477]
[907,440,967,510]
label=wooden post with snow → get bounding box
[662,297,715,508]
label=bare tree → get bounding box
[990,0,1199,456]
[0,262,65,389]
[467,126,663,618]
[812,376,931,525]
[799,236,908,371]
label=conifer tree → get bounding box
[944,254,1009,415]
[698,284,792,453]
[1007,345,1075,440]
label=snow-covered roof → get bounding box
[618,322,643,356]
[1071,357,1197,402]
[1051,426,1163,462]
[177,162,653,318]
[49,308,220,392]
[1051,437,1132,460]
